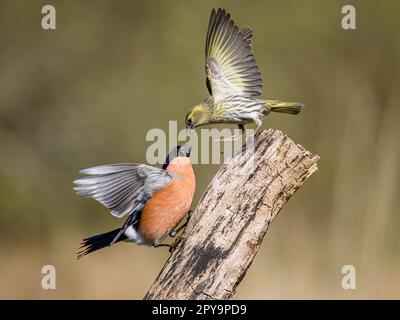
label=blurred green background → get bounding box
[1,0,399,299]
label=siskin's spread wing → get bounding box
[74,164,174,218]
[205,8,262,101]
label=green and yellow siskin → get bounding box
[185,8,304,133]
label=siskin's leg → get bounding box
[238,124,245,135]
[253,119,262,133]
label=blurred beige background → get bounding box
[0,0,399,299]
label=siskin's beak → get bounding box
[185,119,195,130]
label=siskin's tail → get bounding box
[77,228,126,259]
[265,100,304,115]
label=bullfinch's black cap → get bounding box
[163,144,192,169]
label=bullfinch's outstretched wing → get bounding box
[73,164,174,218]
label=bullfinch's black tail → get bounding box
[77,228,127,259]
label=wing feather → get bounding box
[205,9,262,100]
[241,27,253,44]
[74,164,174,218]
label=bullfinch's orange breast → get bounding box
[139,157,195,243]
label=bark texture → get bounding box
[144,129,319,300]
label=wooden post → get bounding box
[144,129,319,300]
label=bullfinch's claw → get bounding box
[169,209,193,238]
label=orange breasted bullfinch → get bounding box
[74,144,195,258]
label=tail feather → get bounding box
[77,228,126,259]
[265,100,304,115]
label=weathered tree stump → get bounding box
[144,129,319,300]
